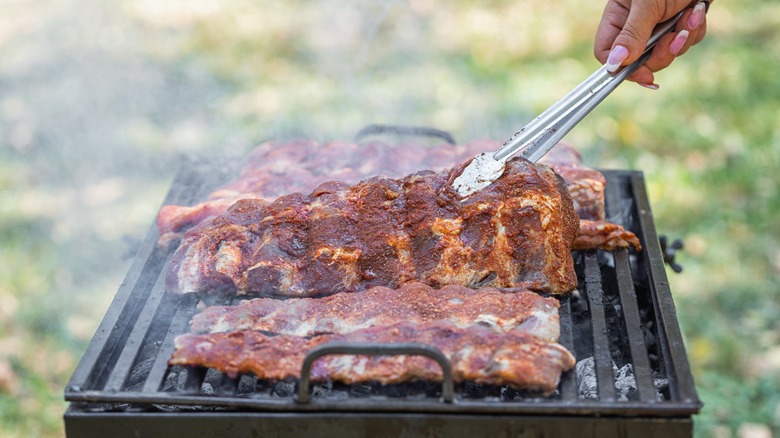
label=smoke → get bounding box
[0,0,245,353]
[0,0,559,396]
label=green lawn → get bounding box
[1,1,777,437]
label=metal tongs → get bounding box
[452,9,693,197]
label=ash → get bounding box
[576,357,668,401]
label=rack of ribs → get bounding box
[156,139,487,242]
[189,281,562,343]
[573,219,642,251]
[165,156,579,298]
[169,320,576,395]
[157,140,639,252]
[538,142,606,222]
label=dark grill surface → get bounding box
[64,153,701,436]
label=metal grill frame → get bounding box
[64,155,701,436]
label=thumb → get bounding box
[605,0,665,73]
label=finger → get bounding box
[674,1,710,55]
[594,1,631,65]
[691,19,707,45]
[626,65,656,86]
[676,2,708,55]
[630,1,710,87]
[642,1,706,72]
[670,2,703,56]
[686,1,707,31]
[642,30,682,74]
[596,0,712,89]
[604,0,667,72]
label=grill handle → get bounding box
[659,235,685,273]
[353,124,457,145]
[296,342,455,404]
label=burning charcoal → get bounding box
[463,381,485,399]
[237,375,257,395]
[613,363,639,401]
[386,384,407,398]
[202,368,224,386]
[577,357,668,401]
[404,381,428,397]
[577,357,637,400]
[349,384,373,398]
[311,382,333,399]
[182,367,207,392]
[161,369,179,392]
[272,381,296,398]
[125,357,155,392]
[215,374,239,396]
[576,357,598,400]
[653,374,670,401]
[424,382,442,398]
[501,385,521,401]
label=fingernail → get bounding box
[669,30,689,55]
[638,83,660,90]
[688,2,706,29]
[605,45,629,73]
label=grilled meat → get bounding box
[165,157,579,297]
[156,139,492,240]
[539,142,606,222]
[156,140,618,244]
[169,321,576,395]
[189,281,562,343]
[573,219,642,251]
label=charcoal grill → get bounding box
[64,134,701,437]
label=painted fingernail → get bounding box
[670,30,689,55]
[688,2,706,29]
[638,83,660,90]
[605,45,629,73]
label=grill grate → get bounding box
[64,155,701,435]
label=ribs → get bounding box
[169,321,576,395]
[573,219,642,251]
[157,139,639,253]
[544,144,640,251]
[166,157,579,297]
[189,281,562,343]
[156,139,492,241]
[538,141,606,221]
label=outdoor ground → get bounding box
[0,1,778,437]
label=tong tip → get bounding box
[451,153,506,197]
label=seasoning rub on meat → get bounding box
[157,140,641,253]
[169,321,576,395]
[573,219,642,251]
[166,157,579,298]
[189,282,562,343]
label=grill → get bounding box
[64,132,702,437]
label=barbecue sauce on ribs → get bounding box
[169,321,576,396]
[166,157,579,298]
[188,281,563,343]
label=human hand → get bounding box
[594,0,710,89]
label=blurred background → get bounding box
[0,0,778,437]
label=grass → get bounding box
[0,0,778,437]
